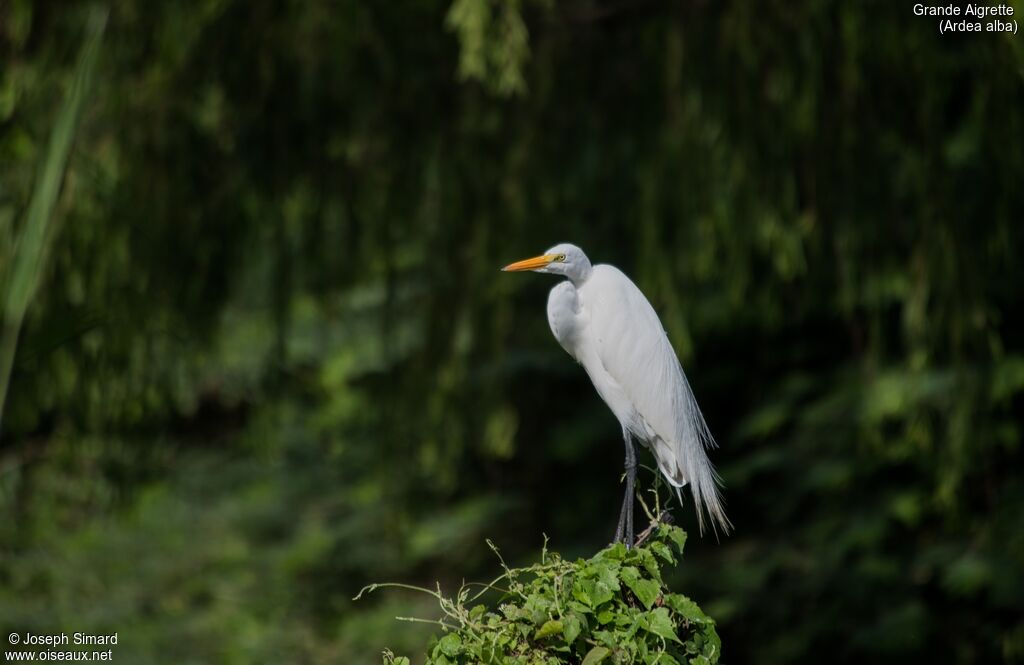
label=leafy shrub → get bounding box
[360,521,721,665]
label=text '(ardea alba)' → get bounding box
[503,244,731,547]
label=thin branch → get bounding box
[635,511,674,548]
[352,582,443,602]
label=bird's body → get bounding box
[504,244,730,540]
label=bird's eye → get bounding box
[557,254,567,262]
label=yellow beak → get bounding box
[501,254,558,272]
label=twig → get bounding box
[634,510,674,548]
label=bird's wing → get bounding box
[583,265,696,444]
[583,264,729,535]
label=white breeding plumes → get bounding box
[503,243,731,542]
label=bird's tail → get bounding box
[656,445,730,538]
[677,453,732,539]
[661,369,732,537]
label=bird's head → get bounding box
[501,243,592,283]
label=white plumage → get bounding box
[505,243,730,537]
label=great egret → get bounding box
[503,243,730,546]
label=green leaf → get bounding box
[649,541,675,564]
[572,580,593,607]
[563,612,583,644]
[534,619,563,639]
[591,561,621,590]
[636,548,663,581]
[631,578,662,610]
[500,603,522,620]
[661,525,688,555]
[645,607,682,643]
[702,625,722,662]
[620,566,661,609]
[567,600,592,615]
[597,543,628,561]
[523,594,553,623]
[664,594,708,625]
[591,580,615,607]
[436,634,462,657]
[581,646,611,665]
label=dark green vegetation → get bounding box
[364,522,720,665]
[2,1,1023,663]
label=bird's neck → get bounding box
[566,264,593,287]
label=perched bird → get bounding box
[503,243,730,546]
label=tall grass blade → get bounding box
[0,8,108,435]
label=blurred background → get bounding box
[2,1,1023,663]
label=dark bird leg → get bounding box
[614,489,628,545]
[613,429,638,548]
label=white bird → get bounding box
[503,243,730,545]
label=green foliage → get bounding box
[446,0,533,96]
[365,524,720,665]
